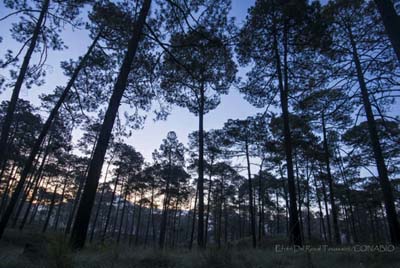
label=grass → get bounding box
[0,230,399,268]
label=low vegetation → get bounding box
[0,231,399,268]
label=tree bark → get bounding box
[349,27,400,244]
[69,0,151,249]
[42,184,58,233]
[135,196,143,245]
[89,172,109,242]
[54,176,68,230]
[197,86,205,248]
[321,174,332,242]
[322,113,341,244]
[0,0,50,166]
[245,140,257,248]
[374,0,400,63]
[101,173,120,243]
[204,160,213,246]
[189,188,198,250]
[272,22,302,246]
[0,30,101,240]
[117,187,129,244]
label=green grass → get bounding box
[0,230,399,268]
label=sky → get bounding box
[0,0,390,180]
[0,0,262,163]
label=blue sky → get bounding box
[0,0,263,163]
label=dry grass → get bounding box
[0,230,399,268]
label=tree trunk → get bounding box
[295,156,304,242]
[29,177,50,224]
[258,165,265,241]
[0,0,50,166]
[0,165,18,215]
[18,137,52,230]
[189,188,198,250]
[349,27,400,244]
[245,140,257,248]
[117,187,129,244]
[321,113,341,244]
[19,174,45,230]
[65,177,84,235]
[321,175,332,242]
[313,171,327,242]
[273,21,302,246]
[89,174,109,242]
[144,186,154,247]
[101,173,120,242]
[204,161,213,246]
[217,178,223,249]
[42,184,58,233]
[135,197,143,246]
[54,177,68,230]
[276,191,280,234]
[0,30,101,240]
[69,0,151,249]
[197,86,205,248]
[374,0,400,63]
[111,189,122,238]
[127,194,137,246]
[159,164,171,249]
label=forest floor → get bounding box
[0,229,399,268]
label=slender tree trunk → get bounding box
[295,156,304,242]
[223,198,228,244]
[374,0,400,63]
[273,21,302,246]
[65,177,84,235]
[258,165,265,241]
[42,184,58,233]
[117,188,128,244]
[0,0,50,166]
[349,28,400,244]
[29,177,50,224]
[0,166,18,216]
[217,178,223,249]
[189,188,198,250]
[174,209,182,247]
[11,149,45,228]
[101,173,120,242]
[19,174,45,230]
[134,198,143,246]
[89,174,109,242]
[197,86,205,248]
[169,199,179,248]
[278,164,289,236]
[335,145,359,243]
[128,194,137,247]
[144,187,154,247]
[321,176,332,242]
[69,0,151,249]
[276,191,280,234]
[0,30,101,240]
[66,133,101,236]
[305,161,312,241]
[111,189,122,238]
[18,138,51,230]
[159,163,171,249]
[368,207,377,243]
[322,113,341,244]
[204,161,213,246]
[245,140,257,248]
[53,176,68,231]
